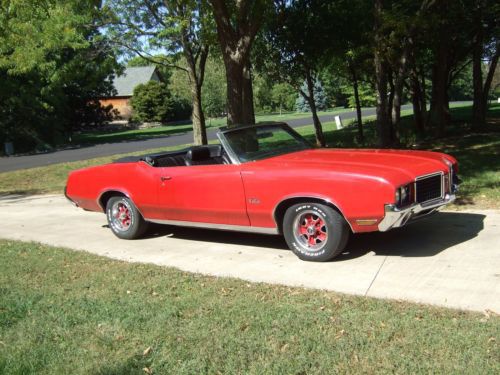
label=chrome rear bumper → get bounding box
[378,194,456,232]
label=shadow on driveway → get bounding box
[141,211,485,260]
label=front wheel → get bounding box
[106,196,148,239]
[283,203,349,262]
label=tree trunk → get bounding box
[190,81,207,145]
[483,48,499,110]
[387,69,396,142]
[224,59,245,126]
[349,62,363,143]
[473,28,499,128]
[429,37,451,137]
[408,38,425,137]
[184,44,208,145]
[305,70,325,147]
[472,31,485,129]
[209,0,262,127]
[242,61,255,124]
[374,58,391,147]
[374,0,391,147]
[420,66,428,123]
[392,51,408,141]
[410,66,425,136]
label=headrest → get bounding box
[186,147,211,161]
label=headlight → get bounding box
[395,184,413,207]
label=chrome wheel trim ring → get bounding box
[292,209,328,252]
[109,199,133,233]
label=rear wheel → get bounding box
[283,202,349,262]
[106,196,148,239]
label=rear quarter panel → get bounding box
[66,162,159,217]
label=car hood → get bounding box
[251,148,454,185]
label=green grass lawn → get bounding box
[0,240,498,374]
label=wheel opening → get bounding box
[274,197,349,234]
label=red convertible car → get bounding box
[65,123,459,261]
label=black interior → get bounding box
[114,144,229,167]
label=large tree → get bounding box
[0,0,118,152]
[105,0,214,145]
[208,0,268,126]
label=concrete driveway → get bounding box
[0,194,498,313]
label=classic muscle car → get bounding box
[65,122,460,261]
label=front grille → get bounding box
[416,174,443,203]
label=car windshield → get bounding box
[221,124,313,163]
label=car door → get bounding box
[157,164,250,226]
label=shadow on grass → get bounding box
[140,211,485,261]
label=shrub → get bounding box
[131,81,192,123]
[130,81,172,123]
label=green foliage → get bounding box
[130,81,171,123]
[167,55,227,118]
[254,73,274,113]
[202,56,227,117]
[449,62,474,101]
[344,81,377,108]
[0,0,119,153]
[271,83,297,113]
[296,80,329,112]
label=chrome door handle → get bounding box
[160,176,172,182]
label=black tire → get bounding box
[106,196,148,239]
[283,202,349,262]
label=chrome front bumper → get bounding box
[378,193,456,232]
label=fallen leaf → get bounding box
[143,367,153,374]
[143,347,152,356]
[320,306,326,311]
[488,337,496,343]
[335,329,346,339]
[280,343,289,352]
[126,290,131,294]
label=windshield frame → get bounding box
[216,122,314,165]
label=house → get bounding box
[100,66,161,119]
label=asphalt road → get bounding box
[0,105,412,173]
[1,194,498,313]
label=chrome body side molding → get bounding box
[146,218,279,235]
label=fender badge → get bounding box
[249,198,260,205]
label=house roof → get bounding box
[112,66,158,97]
